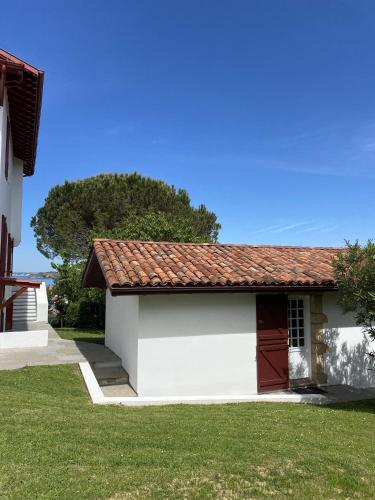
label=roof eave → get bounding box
[0,49,42,75]
[82,245,108,289]
[24,68,44,177]
[109,284,338,296]
[20,67,44,177]
[0,49,44,176]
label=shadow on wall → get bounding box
[289,350,310,380]
[324,328,375,387]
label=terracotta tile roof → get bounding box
[83,239,343,293]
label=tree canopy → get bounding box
[333,241,375,358]
[31,173,220,261]
[48,260,105,329]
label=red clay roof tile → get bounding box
[83,239,343,292]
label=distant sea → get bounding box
[12,274,55,287]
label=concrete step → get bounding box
[92,365,129,386]
[101,384,137,397]
[92,359,122,369]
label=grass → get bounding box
[0,365,374,499]
[55,327,104,344]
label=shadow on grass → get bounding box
[55,328,105,345]
[323,399,375,415]
[70,337,104,345]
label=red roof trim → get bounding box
[0,277,41,288]
[0,49,42,75]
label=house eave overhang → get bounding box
[82,247,107,289]
[0,277,41,288]
[0,49,44,176]
[108,284,338,296]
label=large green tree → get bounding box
[333,241,375,359]
[31,173,220,261]
[33,173,220,328]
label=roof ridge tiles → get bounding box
[92,238,343,251]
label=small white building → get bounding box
[0,49,47,346]
[83,239,374,397]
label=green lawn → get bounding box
[0,365,374,499]
[55,327,104,344]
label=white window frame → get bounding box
[287,295,311,353]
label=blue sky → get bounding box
[3,0,375,271]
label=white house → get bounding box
[0,49,47,346]
[83,239,374,397]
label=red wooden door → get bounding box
[256,295,289,393]
[0,215,7,332]
[5,235,14,330]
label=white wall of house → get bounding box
[137,293,257,397]
[103,289,374,398]
[105,292,257,397]
[323,292,374,388]
[105,290,139,391]
[0,90,24,247]
[0,90,25,330]
[9,159,23,247]
[35,283,48,322]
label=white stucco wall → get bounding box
[35,283,49,322]
[323,292,374,388]
[9,159,23,246]
[0,91,23,246]
[105,290,139,391]
[136,293,257,397]
[0,91,25,330]
[103,289,375,398]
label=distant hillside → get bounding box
[13,271,57,279]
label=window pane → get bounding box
[288,298,306,349]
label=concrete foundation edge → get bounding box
[0,330,49,349]
[79,362,325,406]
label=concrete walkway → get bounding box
[281,384,375,405]
[0,322,120,370]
